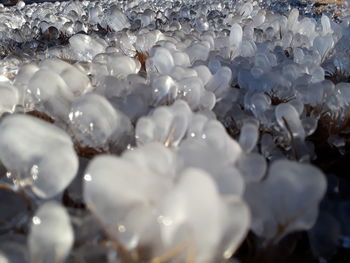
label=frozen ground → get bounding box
[0,0,350,263]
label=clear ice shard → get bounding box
[28,201,74,263]
[0,114,78,199]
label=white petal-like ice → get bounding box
[0,83,18,116]
[245,159,327,243]
[28,202,74,263]
[69,34,106,61]
[107,55,140,79]
[41,59,91,96]
[83,154,172,249]
[69,93,132,151]
[229,23,242,57]
[0,114,78,198]
[135,100,192,147]
[147,47,174,75]
[158,168,250,263]
[238,119,259,153]
[103,7,130,32]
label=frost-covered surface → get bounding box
[0,0,350,262]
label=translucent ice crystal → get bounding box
[69,34,106,61]
[158,168,250,263]
[236,153,267,183]
[229,23,243,58]
[146,47,175,75]
[103,6,130,32]
[68,93,133,151]
[28,202,74,263]
[205,66,232,99]
[245,159,327,243]
[150,75,178,105]
[83,153,172,249]
[26,68,73,120]
[135,100,192,147]
[40,59,92,97]
[107,55,141,79]
[0,83,18,116]
[84,147,249,262]
[25,59,91,120]
[238,119,259,153]
[0,114,78,198]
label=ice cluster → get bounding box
[1,0,350,262]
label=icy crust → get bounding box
[0,0,346,261]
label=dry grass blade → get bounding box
[135,51,148,72]
[26,110,55,123]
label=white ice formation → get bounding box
[0,0,343,261]
[0,114,78,199]
[28,201,74,263]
